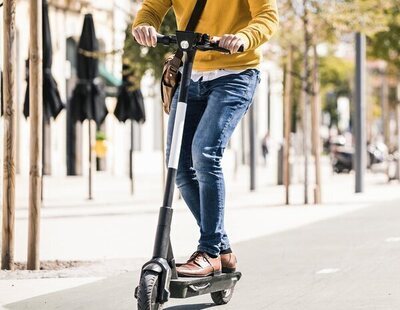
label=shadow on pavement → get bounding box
[165,303,215,310]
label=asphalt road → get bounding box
[6,199,400,310]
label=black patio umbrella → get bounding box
[69,14,108,200]
[114,70,146,123]
[69,14,107,126]
[114,64,146,194]
[23,0,64,121]
[23,0,65,200]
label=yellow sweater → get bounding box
[132,0,279,71]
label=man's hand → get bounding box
[132,24,158,47]
[214,34,246,54]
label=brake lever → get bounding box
[199,39,244,54]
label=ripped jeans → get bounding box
[166,69,260,256]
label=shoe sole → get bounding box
[222,267,236,273]
[177,270,222,278]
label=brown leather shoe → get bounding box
[221,253,237,273]
[176,251,221,277]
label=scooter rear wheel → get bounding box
[137,271,163,310]
[210,287,234,305]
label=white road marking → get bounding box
[385,237,400,243]
[316,268,340,274]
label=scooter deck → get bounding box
[170,271,242,299]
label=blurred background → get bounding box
[0,0,399,309]
[0,0,398,187]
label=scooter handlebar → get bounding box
[156,34,244,54]
[207,42,245,54]
[156,34,177,45]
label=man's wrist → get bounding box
[133,23,150,28]
[235,33,250,51]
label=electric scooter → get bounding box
[134,30,243,309]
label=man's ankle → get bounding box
[205,251,219,259]
[220,248,232,255]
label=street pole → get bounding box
[381,73,390,149]
[27,0,43,270]
[267,73,271,133]
[249,104,256,191]
[355,32,366,193]
[88,120,93,200]
[130,120,135,195]
[312,45,321,204]
[283,47,293,205]
[2,0,17,270]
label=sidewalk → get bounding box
[1,157,400,306]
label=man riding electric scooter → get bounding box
[132,0,278,308]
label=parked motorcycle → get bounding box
[330,136,388,174]
[330,136,353,173]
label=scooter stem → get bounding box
[153,49,196,260]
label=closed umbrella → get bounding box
[69,13,108,200]
[114,64,146,194]
[23,0,64,121]
[114,68,146,123]
[23,0,65,200]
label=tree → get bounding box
[123,9,177,88]
[319,55,353,127]
[368,3,400,168]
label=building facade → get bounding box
[1,0,284,183]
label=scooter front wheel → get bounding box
[210,287,234,305]
[137,271,163,310]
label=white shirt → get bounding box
[189,69,245,82]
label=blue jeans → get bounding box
[166,69,260,256]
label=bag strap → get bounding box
[185,0,207,31]
[174,0,207,61]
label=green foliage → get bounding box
[277,0,398,130]
[316,0,393,36]
[123,9,177,87]
[368,5,400,70]
[319,55,353,127]
[319,56,353,97]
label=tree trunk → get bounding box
[302,0,311,205]
[396,78,400,181]
[27,0,43,271]
[283,47,293,205]
[312,45,322,204]
[2,0,17,270]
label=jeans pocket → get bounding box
[244,70,260,101]
[241,68,260,80]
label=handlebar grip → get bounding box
[156,34,177,45]
[156,35,170,45]
[212,41,245,54]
